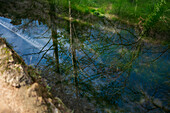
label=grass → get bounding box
[50,0,169,19]
[49,0,169,42]
[52,0,169,26]
[67,0,166,21]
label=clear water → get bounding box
[0,0,169,112]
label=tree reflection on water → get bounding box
[0,0,169,112]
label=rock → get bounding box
[0,38,32,87]
[27,83,39,97]
[153,98,162,108]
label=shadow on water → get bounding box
[0,0,169,112]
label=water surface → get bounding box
[0,0,169,112]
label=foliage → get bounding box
[48,0,160,21]
[142,0,167,34]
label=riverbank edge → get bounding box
[0,37,71,113]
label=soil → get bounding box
[0,78,20,113]
[0,38,53,113]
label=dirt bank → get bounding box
[0,38,70,113]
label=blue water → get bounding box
[0,17,53,65]
[0,16,169,112]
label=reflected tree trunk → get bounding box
[69,0,79,99]
[48,0,63,94]
[52,31,60,73]
[48,0,60,73]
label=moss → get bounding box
[16,66,21,73]
[0,70,5,75]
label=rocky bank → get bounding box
[0,38,70,113]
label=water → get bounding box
[0,0,169,112]
[0,17,53,65]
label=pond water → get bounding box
[0,0,169,112]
